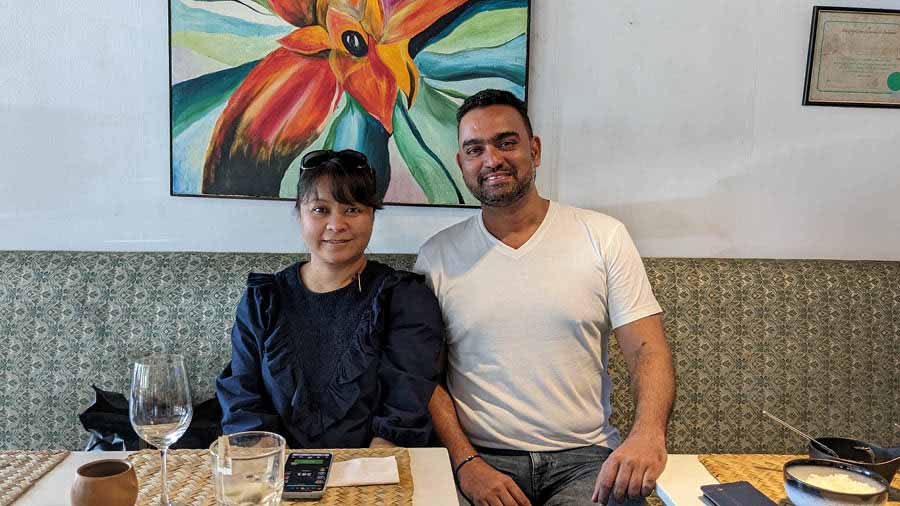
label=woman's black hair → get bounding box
[294,150,383,212]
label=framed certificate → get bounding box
[803,6,900,108]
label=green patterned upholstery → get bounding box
[1,252,897,453]
[610,258,900,454]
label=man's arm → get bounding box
[429,385,531,506]
[592,313,675,504]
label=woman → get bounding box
[216,149,444,448]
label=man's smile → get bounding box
[480,171,515,185]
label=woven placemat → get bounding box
[128,447,413,506]
[0,450,70,506]
[286,448,413,506]
[699,454,900,506]
[129,450,217,506]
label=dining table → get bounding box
[10,447,459,506]
[656,454,720,506]
[656,454,900,506]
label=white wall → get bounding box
[2,1,898,259]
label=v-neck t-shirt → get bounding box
[414,201,662,451]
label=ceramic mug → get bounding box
[71,459,139,506]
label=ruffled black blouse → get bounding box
[216,261,444,448]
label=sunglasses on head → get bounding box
[301,149,372,175]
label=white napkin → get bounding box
[327,456,400,487]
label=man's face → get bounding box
[456,105,541,207]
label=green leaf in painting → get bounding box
[171,32,280,67]
[280,94,393,201]
[393,81,477,205]
[425,7,527,55]
[172,60,256,138]
[424,76,521,102]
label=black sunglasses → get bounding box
[301,149,372,176]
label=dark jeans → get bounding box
[457,445,646,506]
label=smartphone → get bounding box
[282,452,333,500]
[701,481,776,506]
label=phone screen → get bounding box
[284,453,333,493]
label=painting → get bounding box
[169,0,531,206]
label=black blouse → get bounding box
[216,261,444,448]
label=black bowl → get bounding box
[809,437,900,483]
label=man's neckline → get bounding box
[478,200,556,258]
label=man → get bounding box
[414,89,675,506]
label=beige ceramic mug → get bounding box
[71,459,139,506]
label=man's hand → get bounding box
[591,432,667,504]
[458,458,531,506]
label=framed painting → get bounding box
[169,0,531,206]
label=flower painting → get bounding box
[170,0,530,206]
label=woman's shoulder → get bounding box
[366,264,439,322]
[245,272,276,288]
[238,263,304,315]
[366,261,428,293]
[244,262,302,289]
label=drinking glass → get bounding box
[209,431,286,506]
[130,354,194,506]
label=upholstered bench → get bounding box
[1,252,897,453]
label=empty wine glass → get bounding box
[130,354,194,506]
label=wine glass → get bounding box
[130,354,194,506]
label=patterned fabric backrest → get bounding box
[1,252,897,452]
[0,252,413,450]
[610,258,900,454]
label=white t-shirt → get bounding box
[414,201,661,451]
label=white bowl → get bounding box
[784,459,889,506]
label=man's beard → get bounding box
[468,167,535,207]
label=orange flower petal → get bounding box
[375,40,418,107]
[329,48,398,132]
[278,26,332,54]
[318,0,365,27]
[202,48,340,196]
[269,0,317,27]
[362,0,385,41]
[382,0,469,43]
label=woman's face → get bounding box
[299,177,374,268]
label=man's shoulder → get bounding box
[554,201,625,234]
[418,214,480,256]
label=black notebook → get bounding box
[701,481,777,506]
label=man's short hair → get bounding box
[456,89,533,137]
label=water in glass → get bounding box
[210,431,286,506]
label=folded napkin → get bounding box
[327,456,400,487]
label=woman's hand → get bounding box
[369,437,397,448]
